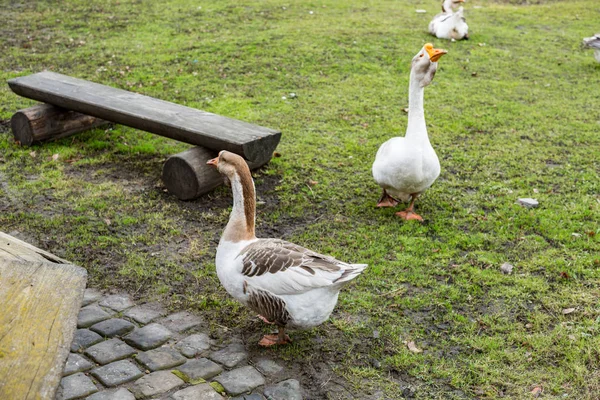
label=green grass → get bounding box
[1,0,599,398]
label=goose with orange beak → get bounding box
[429,0,469,41]
[207,151,367,346]
[372,44,447,221]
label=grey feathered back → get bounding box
[583,34,600,49]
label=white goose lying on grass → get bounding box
[583,34,600,62]
[372,43,447,221]
[207,151,367,346]
[429,0,469,41]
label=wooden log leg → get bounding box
[10,103,108,146]
[162,147,221,201]
[162,147,271,200]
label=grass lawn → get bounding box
[1,0,599,398]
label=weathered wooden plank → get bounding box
[0,233,87,400]
[8,72,281,164]
[0,231,69,264]
[11,103,109,146]
[162,146,270,200]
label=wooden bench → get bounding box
[0,232,87,400]
[8,71,282,199]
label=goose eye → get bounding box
[419,53,424,58]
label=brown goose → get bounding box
[207,151,367,346]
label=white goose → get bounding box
[207,151,367,346]
[372,44,447,221]
[583,34,600,62]
[429,0,469,41]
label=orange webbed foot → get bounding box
[395,210,424,221]
[377,191,399,208]
[258,333,292,347]
[258,315,274,325]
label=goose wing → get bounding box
[237,239,366,296]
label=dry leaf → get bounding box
[407,341,422,353]
[308,180,318,186]
[29,151,37,158]
[273,152,282,158]
[562,308,576,315]
[104,218,111,226]
[530,386,542,397]
[52,153,59,161]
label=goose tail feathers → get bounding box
[334,264,368,285]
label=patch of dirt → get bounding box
[65,160,162,193]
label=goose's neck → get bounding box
[442,0,453,13]
[222,171,256,243]
[405,74,429,143]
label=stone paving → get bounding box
[56,289,305,400]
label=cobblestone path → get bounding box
[56,289,304,400]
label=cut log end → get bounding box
[162,147,222,201]
[10,111,35,146]
[162,146,274,200]
[243,131,282,165]
[10,103,108,146]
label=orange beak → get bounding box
[206,157,219,167]
[425,44,448,62]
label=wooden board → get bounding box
[8,72,281,164]
[0,232,69,264]
[0,232,87,400]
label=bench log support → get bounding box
[11,103,109,146]
[162,147,270,200]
